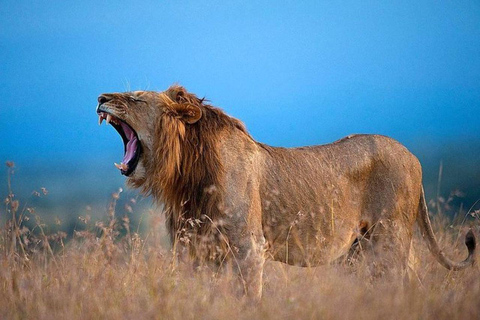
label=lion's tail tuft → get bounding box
[465,229,476,255]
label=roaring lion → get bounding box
[96,85,475,300]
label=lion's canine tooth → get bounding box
[114,162,128,171]
[98,115,104,125]
[106,114,112,124]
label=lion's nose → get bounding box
[97,94,111,105]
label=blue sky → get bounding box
[1,1,479,166]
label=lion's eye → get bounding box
[128,96,147,104]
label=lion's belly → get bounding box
[265,228,356,266]
[261,198,361,267]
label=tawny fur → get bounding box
[97,85,476,300]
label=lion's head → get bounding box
[96,86,204,182]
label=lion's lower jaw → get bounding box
[126,163,147,189]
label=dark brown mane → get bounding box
[139,85,248,257]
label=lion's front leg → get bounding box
[229,231,266,301]
[219,143,267,301]
[222,185,266,301]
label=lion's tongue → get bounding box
[121,122,137,165]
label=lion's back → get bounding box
[262,134,421,182]
[259,133,423,222]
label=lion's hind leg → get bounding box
[359,218,414,283]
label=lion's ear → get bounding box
[166,86,187,103]
[174,103,202,124]
[174,89,186,103]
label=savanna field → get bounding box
[1,161,480,320]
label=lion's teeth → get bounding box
[106,114,112,124]
[98,115,104,125]
[114,162,128,171]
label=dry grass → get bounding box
[1,162,480,320]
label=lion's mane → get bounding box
[135,86,247,256]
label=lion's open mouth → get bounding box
[98,111,142,176]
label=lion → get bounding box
[96,85,475,300]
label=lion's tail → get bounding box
[417,188,476,270]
